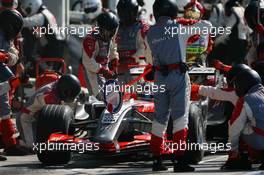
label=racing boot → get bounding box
[259,151,264,170]
[0,118,29,156]
[0,155,7,161]
[173,155,195,172]
[152,156,168,171]
[260,163,264,170]
[221,152,252,170]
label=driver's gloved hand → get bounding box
[179,62,189,74]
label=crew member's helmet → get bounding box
[0,9,23,40]
[234,69,262,97]
[20,0,43,16]
[153,0,178,21]
[226,64,251,87]
[56,74,81,103]
[117,0,138,26]
[97,11,119,42]
[83,0,102,22]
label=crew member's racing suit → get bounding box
[228,84,264,162]
[209,4,249,65]
[116,21,149,84]
[18,82,74,148]
[82,31,119,99]
[22,4,65,74]
[145,16,212,157]
[0,31,20,150]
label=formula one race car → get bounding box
[35,66,227,166]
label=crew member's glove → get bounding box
[212,60,232,73]
[98,68,116,79]
[255,24,264,37]
[109,58,119,73]
[0,52,9,63]
[191,84,200,101]
[143,64,155,82]
[9,77,21,95]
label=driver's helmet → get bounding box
[184,0,205,20]
[56,74,81,103]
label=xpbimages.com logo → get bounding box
[164,141,232,154]
[32,24,100,38]
[99,82,166,95]
[32,141,100,154]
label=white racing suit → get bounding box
[82,31,119,99]
[197,85,238,105]
[229,84,264,151]
[17,82,74,148]
[145,16,212,156]
[116,21,149,84]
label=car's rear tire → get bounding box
[36,105,73,165]
[185,102,206,164]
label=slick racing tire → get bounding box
[185,102,206,164]
[36,105,73,165]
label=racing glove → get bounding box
[109,58,119,73]
[143,64,155,82]
[0,52,9,63]
[9,77,21,96]
[255,24,264,37]
[212,60,232,73]
[98,68,116,79]
[191,84,200,101]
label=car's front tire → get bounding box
[36,105,73,165]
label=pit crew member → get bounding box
[82,11,119,100]
[18,74,81,149]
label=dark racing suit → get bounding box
[116,21,149,84]
[145,16,212,156]
[82,31,119,99]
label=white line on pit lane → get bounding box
[199,155,227,164]
[246,172,264,175]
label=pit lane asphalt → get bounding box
[0,153,263,175]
